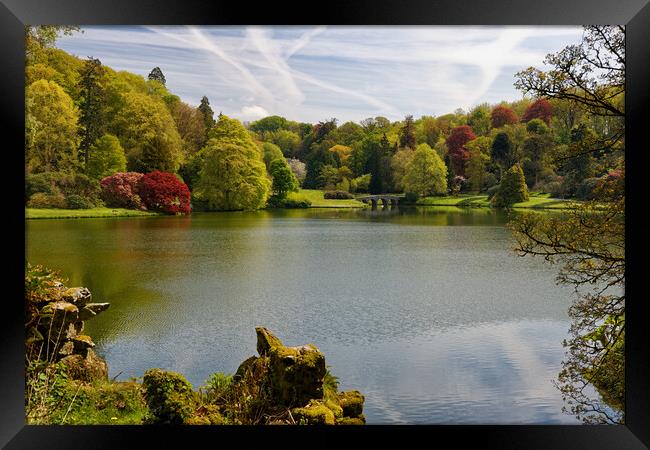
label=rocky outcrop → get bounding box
[31,284,110,382]
[234,327,366,425]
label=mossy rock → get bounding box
[337,391,364,418]
[262,333,326,406]
[291,400,335,425]
[60,348,108,382]
[256,326,284,356]
[337,416,366,425]
[187,404,224,425]
[324,399,343,419]
[142,368,196,424]
[233,355,269,383]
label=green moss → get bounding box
[186,404,225,425]
[337,416,366,425]
[292,400,336,425]
[337,391,364,418]
[142,368,196,424]
[255,326,284,355]
[324,399,343,419]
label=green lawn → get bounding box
[289,189,367,208]
[417,193,580,210]
[26,207,162,219]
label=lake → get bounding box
[26,207,581,424]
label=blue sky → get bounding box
[57,26,584,123]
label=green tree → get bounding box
[148,67,166,85]
[198,96,216,142]
[26,79,80,173]
[391,148,415,192]
[318,164,341,190]
[492,164,529,207]
[491,132,514,179]
[265,129,301,157]
[25,25,81,63]
[194,143,270,211]
[398,115,417,149]
[170,101,206,157]
[465,145,490,192]
[269,159,299,198]
[521,125,554,188]
[86,134,127,180]
[262,142,285,169]
[249,115,288,134]
[109,91,183,173]
[467,103,491,136]
[78,57,106,167]
[402,143,447,197]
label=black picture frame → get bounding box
[3,0,649,448]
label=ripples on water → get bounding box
[26,207,580,424]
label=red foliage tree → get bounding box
[521,98,553,124]
[491,105,518,128]
[445,125,476,176]
[138,171,191,215]
[100,172,145,210]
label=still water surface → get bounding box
[26,207,580,424]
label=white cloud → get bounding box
[237,105,269,121]
[56,26,584,123]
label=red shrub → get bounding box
[138,171,191,215]
[100,172,145,210]
[521,98,553,124]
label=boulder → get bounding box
[61,287,92,306]
[337,391,365,418]
[78,303,110,321]
[337,416,366,425]
[60,348,108,382]
[233,355,268,382]
[291,400,336,425]
[72,334,96,353]
[39,302,79,336]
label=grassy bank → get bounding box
[289,189,367,208]
[417,193,580,210]
[26,207,162,219]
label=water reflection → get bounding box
[26,207,577,423]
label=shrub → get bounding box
[56,173,102,205]
[138,171,191,215]
[323,190,353,200]
[100,172,145,210]
[266,195,311,209]
[65,194,94,209]
[403,192,419,204]
[26,172,63,199]
[142,368,196,425]
[575,177,602,200]
[27,192,67,209]
[547,180,567,198]
[350,174,371,193]
[492,164,529,207]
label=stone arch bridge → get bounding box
[357,195,401,208]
